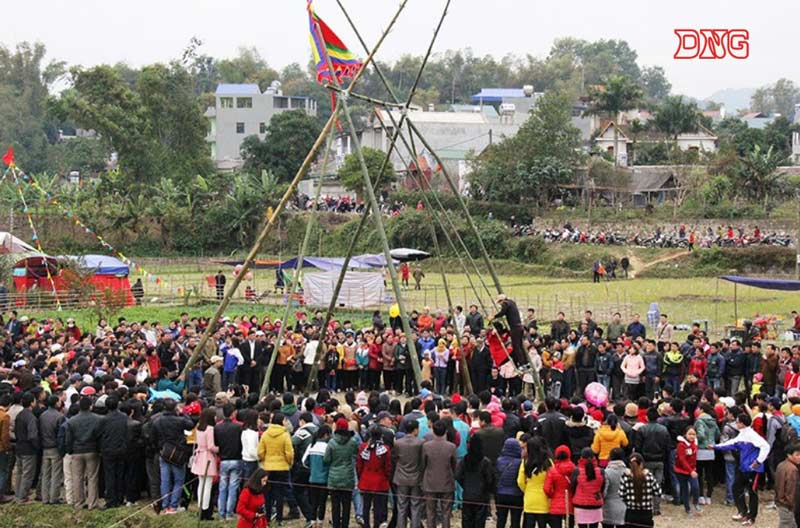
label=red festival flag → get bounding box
[2,147,14,167]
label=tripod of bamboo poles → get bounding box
[304,0,452,391]
[333,0,545,400]
[180,0,410,380]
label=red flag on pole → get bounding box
[2,148,14,167]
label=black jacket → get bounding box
[126,418,144,456]
[15,408,39,456]
[538,410,568,449]
[494,299,521,328]
[635,422,670,463]
[663,415,690,448]
[214,420,243,460]
[726,349,746,377]
[565,420,594,463]
[465,313,484,336]
[456,456,497,500]
[65,410,102,454]
[38,408,65,450]
[550,320,570,342]
[152,411,194,449]
[474,426,506,464]
[575,344,597,370]
[98,410,130,456]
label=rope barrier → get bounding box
[104,474,200,528]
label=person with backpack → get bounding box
[152,398,194,514]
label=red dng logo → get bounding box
[674,29,749,59]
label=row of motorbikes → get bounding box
[512,225,793,248]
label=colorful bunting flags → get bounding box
[8,169,185,297]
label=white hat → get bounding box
[12,359,26,369]
[719,397,736,409]
[82,374,94,385]
[210,355,223,364]
[50,343,62,352]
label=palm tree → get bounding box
[651,95,700,141]
[585,75,643,166]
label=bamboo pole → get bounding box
[260,127,335,398]
[181,0,409,381]
[374,113,490,316]
[306,0,451,390]
[405,120,505,296]
[316,23,424,392]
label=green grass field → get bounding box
[16,257,799,340]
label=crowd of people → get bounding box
[1,301,800,528]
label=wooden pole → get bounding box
[406,120,504,295]
[260,127,335,398]
[317,25,424,389]
[181,0,409,380]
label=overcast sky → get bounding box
[3,0,797,99]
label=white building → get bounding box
[594,122,718,166]
[206,82,317,170]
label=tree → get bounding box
[45,137,110,176]
[585,75,643,166]
[217,46,279,92]
[240,110,321,182]
[751,78,800,117]
[763,116,798,161]
[0,42,65,172]
[651,95,701,140]
[337,147,395,196]
[640,66,671,102]
[468,92,581,205]
[53,62,212,189]
[735,144,786,212]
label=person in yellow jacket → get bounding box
[591,414,628,467]
[257,413,295,522]
[517,437,552,528]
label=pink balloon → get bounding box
[584,382,608,407]
[245,271,253,281]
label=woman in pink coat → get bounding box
[192,408,220,514]
[621,346,646,400]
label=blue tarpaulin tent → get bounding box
[720,275,800,291]
[719,275,800,325]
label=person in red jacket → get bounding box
[674,426,701,515]
[688,348,707,382]
[544,445,575,528]
[357,426,392,528]
[236,468,269,528]
[570,448,604,528]
[367,336,382,391]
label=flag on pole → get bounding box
[2,147,14,167]
[308,0,363,84]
